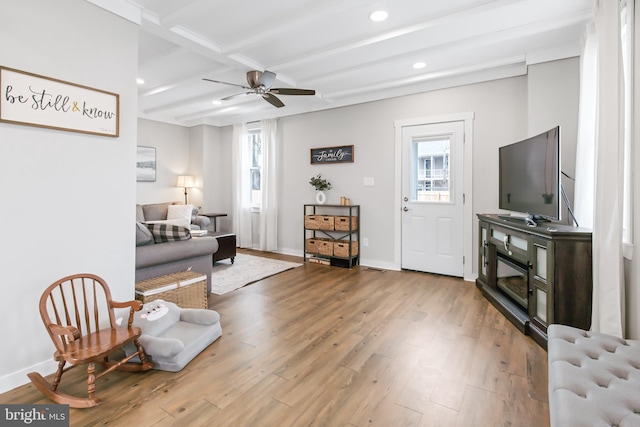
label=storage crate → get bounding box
[318,240,334,256]
[305,215,335,230]
[135,271,207,309]
[304,215,320,229]
[334,240,359,258]
[305,237,330,254]
[334,216,358,231]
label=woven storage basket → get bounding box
[306,237,330,254]
[135,271,207,309]
[304,215,320,229]
[318,240,334,256]
[334,216,358,231]
[317,215,335,230]
[305,215,335,230]
[334,240,359,258]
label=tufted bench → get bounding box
[547,324,640,426]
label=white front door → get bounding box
[401,121,464,276]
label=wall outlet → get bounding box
[362,237,369,247]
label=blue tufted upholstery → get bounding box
[548,324,640,427]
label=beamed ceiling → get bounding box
[89,0,596,127]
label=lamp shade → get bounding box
[176,175,195,188]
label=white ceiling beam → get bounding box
[269,0,527,71]
[323,55,526,99]
[85,0,141,24]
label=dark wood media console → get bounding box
[476,214,593,348]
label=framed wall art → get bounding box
[136,146,156,182]
[310,145,354,164]
[0,66,119,137]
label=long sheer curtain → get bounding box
[574,0,625,337]
[232,123,253,248]
[259,118,278,251]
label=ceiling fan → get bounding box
[203,70,315,108]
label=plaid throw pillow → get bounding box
[145,223,192,243]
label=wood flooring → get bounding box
[0,249,549,426]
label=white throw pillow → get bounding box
[166,204,193,229]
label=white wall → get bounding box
[192,59,579,272]
[0,0,138,392]
[274,75,530,269]
[527,58,581,226]
[190,124,233,232]
[137,119,191,205]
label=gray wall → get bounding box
[0,0,138,392]
[192,59,579,272]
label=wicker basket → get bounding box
[305,215,335,230]
[318,240,334,256]
[305,237,329,254]
[334,216,358,231]
[135,271,207,309]
[304,215,320,229]
[334,240,359,258]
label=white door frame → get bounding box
[394,113,475,281]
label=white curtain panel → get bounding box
[232,123,253,248]
[574,23,597,230]
[575,0,625,337]
[259,118,279,251]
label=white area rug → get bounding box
[210,253,302,295]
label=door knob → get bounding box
[403,206,409,211]
[403,197,409,202]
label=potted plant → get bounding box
[309,174,331,204]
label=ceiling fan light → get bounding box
[413,62,426,69]
[369,10,388,22]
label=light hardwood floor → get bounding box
[1,249,549,427]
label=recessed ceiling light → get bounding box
[136,78,145,85]
[413,62,426,69]
[212,100,222,105]
[369,10,388,22]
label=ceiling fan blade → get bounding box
[270,88,316,96]
[262,93,285,108]
[202,78,251,90]
[221,92,251,101]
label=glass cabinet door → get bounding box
[529,237,553,330]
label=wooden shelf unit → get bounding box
[304,204,359,268]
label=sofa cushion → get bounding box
[146,223,192,243]
[167,204,193,229]
[136,204,145,222]
[191,206,200,222]
[136,222,154,247]
[135,236,218,269]
[142,202,173,221]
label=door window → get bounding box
[411,137,451,203]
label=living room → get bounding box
[1,0,639,423]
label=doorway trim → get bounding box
[394,112,475,281]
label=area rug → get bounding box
[210,253,302,295]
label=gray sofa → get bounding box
[136,202,218,292]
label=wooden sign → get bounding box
[0,66,119,137]
[310,145,354,164]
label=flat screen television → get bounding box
[499,126,560,223]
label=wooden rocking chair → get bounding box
[28,273,154,408]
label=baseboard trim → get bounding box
[0,359,58,395]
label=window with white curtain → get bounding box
[620,0,634,250]
[247,124,262,209]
